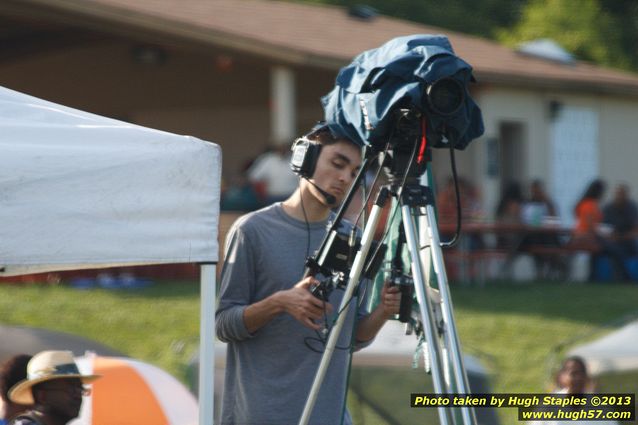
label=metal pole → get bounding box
[422,202,476,424]
[200,264,217,425]
[299,197,387,425]
[401,205,454,425]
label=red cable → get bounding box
[417,117,427,164]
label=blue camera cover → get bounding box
[321,34,484,150]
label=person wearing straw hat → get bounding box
[7,351,99,425]
[0,354,32,425]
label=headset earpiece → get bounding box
[290,136,322,179]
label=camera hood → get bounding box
[321,34,484,150]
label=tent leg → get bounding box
[199,264,217,425]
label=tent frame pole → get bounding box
[199,263,217,425]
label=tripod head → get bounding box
[379,108,432,187]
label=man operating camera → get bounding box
[216,125,400,425]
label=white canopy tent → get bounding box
[569,320,638,375]
[0,86,221,424]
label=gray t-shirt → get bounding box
[216,203,370,425]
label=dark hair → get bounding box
[306,124,354,147]
[531,179,544,189]
[560,356,588,373]
[0,354,32,402]
[583,179,605,200]
[574,179,605,213]
[554,355,588,387]
[496,181,523,217]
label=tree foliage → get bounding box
[303,0,524,39]
[295,0,638,72]
[497,0,632,70]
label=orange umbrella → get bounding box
[71,354,198,425]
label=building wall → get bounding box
[468,87,638,221]
[0,36,335,183]
[598,97,638,190]
[468,87,546,218]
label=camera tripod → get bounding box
[299,162,477,425]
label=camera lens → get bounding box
[426,77,464,116]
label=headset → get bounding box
[290,135,322,179]
[289,123,337,205]
[290,121,333,179]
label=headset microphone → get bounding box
[290,132,337,205]
[304,178,337,205]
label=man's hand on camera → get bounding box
[277,277,333,330]
[354,281,402,343]
[380,281,401,319]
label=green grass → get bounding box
[0,281,201,382]
[453,282,638,392]
[452,281,638,424]
[1,280,637,424]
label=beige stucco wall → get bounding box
[470,86,638,219]
[598,97,638,190]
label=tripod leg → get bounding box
[299,197,387,425]
[419,200,478,425]
[401,205,455,425]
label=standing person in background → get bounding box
[572,179,631,281]
[0,355,32,425]
[528,356,619,425]
[554,356,592,393]
[7,351,100,425]
[247,144,300,205]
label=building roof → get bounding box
[14,0,638,96]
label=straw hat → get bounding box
[8,350,100,405]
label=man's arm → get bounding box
[355,282,401,343]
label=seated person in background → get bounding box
[220,172,262,212]
[572,179,631,281]
[495,181,524,249]
[0,355,32,425]
[437,176,484,224]
[460,177,485,221]
[436,176,458,226]
[496,181,524,224]
[437,176,485,248]
[603,183,637,258]
[521,179,564,278]
[523,179,557,224]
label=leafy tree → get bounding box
[294,0,638,72]
[599,0,638,70]
[496,0,632,70]
[299,0,525,39]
